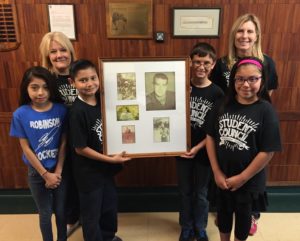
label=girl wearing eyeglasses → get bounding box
[206,57,281,241]
[207,14,279,235]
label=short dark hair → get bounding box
[190,42,216,61]
[153,73,168,84]
[19,66,62,106]
[69,59,97,80]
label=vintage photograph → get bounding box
[106,0,153,39]
[116,105,139,121]
[153,117,170,143]
[121,125,136,144]
[117,72,136,100]
[145,72,176,111]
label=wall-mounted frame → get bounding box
[105,0,153,39]
[99,57,191,158]
[173,8,221,37]
[47,4,76,40]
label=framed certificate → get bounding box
[48,4,76,40]
[173,8,221,37]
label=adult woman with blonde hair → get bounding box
[40,32,76,74]
[39,31,77,105]
[39,32,80,236]
[210,13,278,95]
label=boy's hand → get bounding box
[180,146,199,159]
[111,151,131,163]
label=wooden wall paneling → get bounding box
[286,165,300,182]
[278,121,300,143]
[1,0,300,188]
[291,4,300,33]
[154,3,165,31]
[269,144,287,166]
[284,61,300,87]
[268,165,288,183]
[142,158,176,186]
[0,90,11,111]
[0,114,27,188]
[0,61,36,112]
[116,157,177,187]
[286,144,300,165]
[288,34,300,61]
[272,88,293,111]
[0,169,3,188]
[116,160,148,187]
[73,4,88,35]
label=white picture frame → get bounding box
[99,57,191,158]
[48,4,76,40]
[173,8,221,37]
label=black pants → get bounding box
[217,191,252,240]
[66,169,80,224]
[64,152,80,225]
[79,177,118,241]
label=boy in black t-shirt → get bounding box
[177,43,224,241]
[68,59,130,241]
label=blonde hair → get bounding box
[39,32,76,74]
[227,13,264,69]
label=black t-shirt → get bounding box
[210,54,278,93]
[69,96,121,192]
[206,99,282,192]
[56,74,78,107]
[180,82,224,165]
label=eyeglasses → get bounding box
[192,60,212,68]
[234,76,262,85]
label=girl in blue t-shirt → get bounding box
[10,66,68,241]
[206,57,281,241]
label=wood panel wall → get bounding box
[1,0,299,188]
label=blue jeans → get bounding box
[28,166,67,241]
[79,176,118,241]
[176,158,211,231]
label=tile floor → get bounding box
[0,212,299,241]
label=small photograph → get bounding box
[145,72,176,111]
[116,105,139,121]
[111,10,128,35]
[153,117,170,143]
[121,125,136,144]
[117,72,136,100]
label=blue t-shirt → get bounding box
[10,103,67,169]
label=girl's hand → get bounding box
[225,174,246,191]
[111,151,131,163]
[43,172,61,189]
[214,171,228,190]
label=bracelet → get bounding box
[41,171,48,177]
